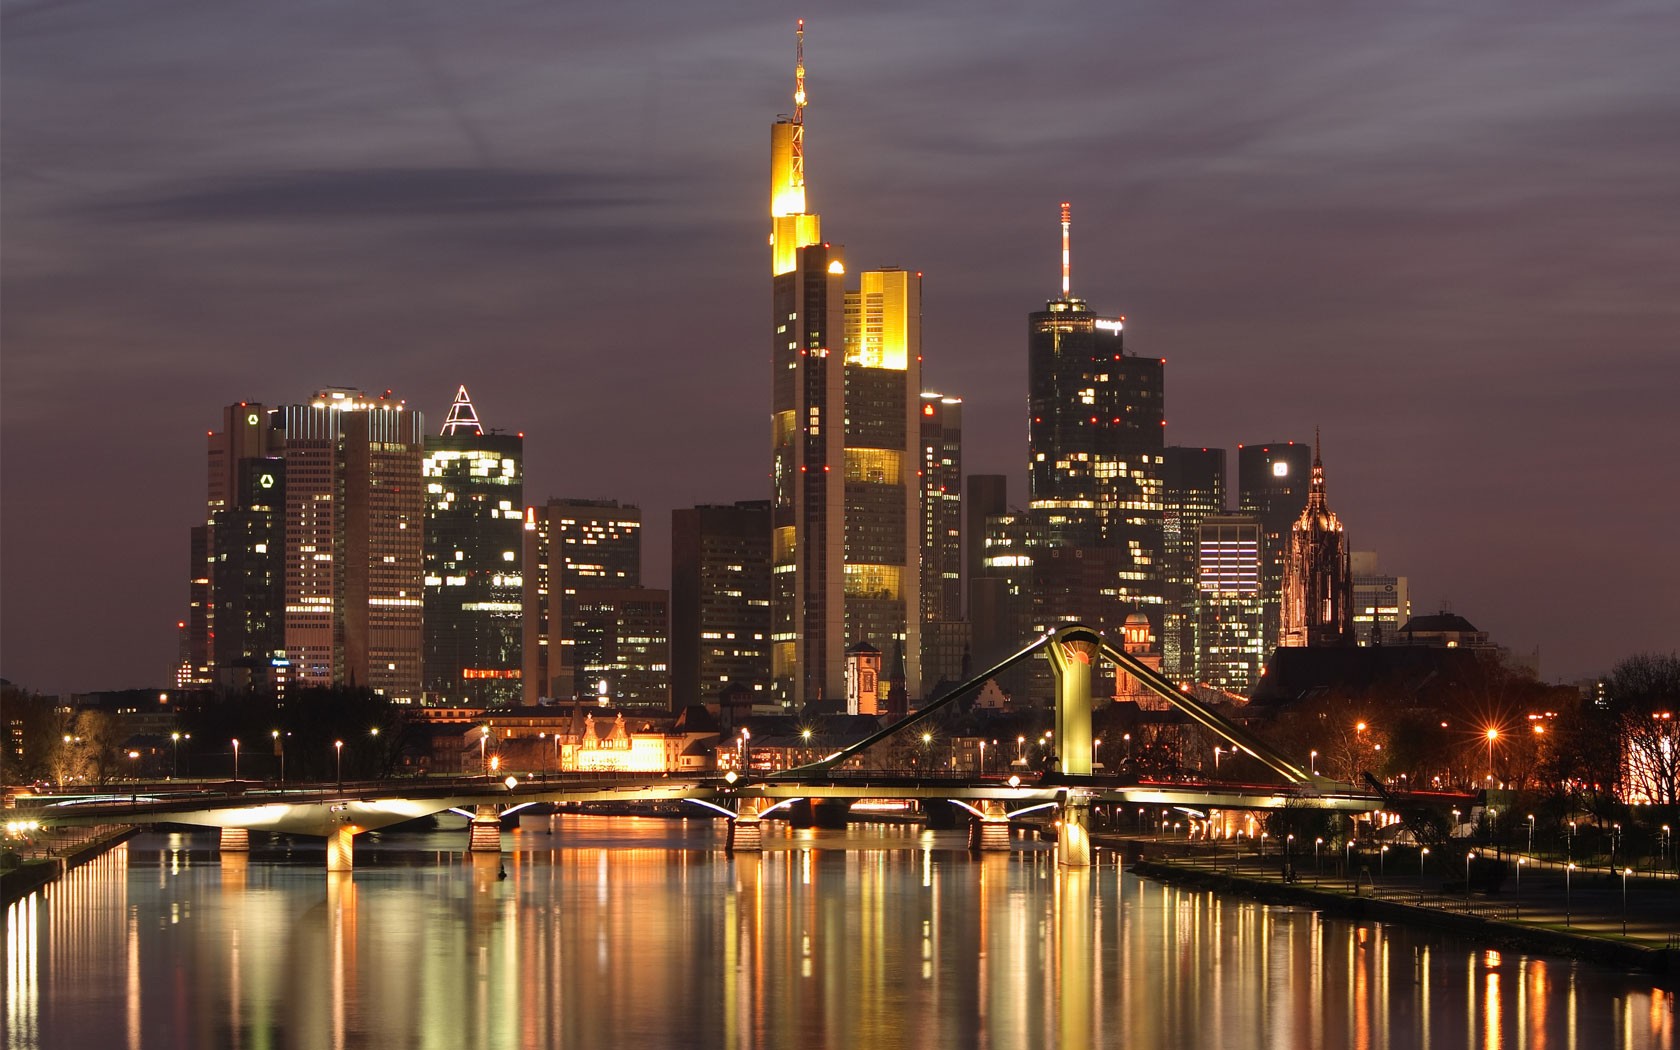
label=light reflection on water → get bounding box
[2,817,1673,1050]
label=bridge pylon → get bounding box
[219,827,250,853]
[468,805,503,853]
[727,798,769,853]
[969,799,1012,852]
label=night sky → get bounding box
[3,2,1676,694]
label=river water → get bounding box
[3,816,1673,1049]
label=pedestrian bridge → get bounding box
[20,624,1392,870]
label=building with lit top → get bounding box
[422,386,523,705]
[768,23,921,708]
[522,498,642,703]
[1027,203,1165,618]
[1236,440,1312,655]
[1279,433,1353,648]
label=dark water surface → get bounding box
[3,816,1674,1049]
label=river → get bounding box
[3,816,1673,1049]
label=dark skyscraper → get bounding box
[1237,440,1313,655]
[671,501,772,709]
[522,498,642,703]
[422,387,524,705]
[1280,433,1353,648]
[209,456,285,688]
[919,392,963,625]
[1161,446,1227,682]
[1026,203,1165,621]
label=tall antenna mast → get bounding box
[792,20,807,190]
[1060,201,1072,299]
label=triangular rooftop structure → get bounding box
[440,385,484,436]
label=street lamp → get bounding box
[273,730,284,784]
[1314,837,1324,884]
[1568,820,1576,862]
[1345,839,1355,884]
[1380,844,1389,877]
[1419,847,1430,904]
[1515,858,1524,920]
[1527,813,1535,855]
[1485,728,1498,785]
[1566,863,1576,925]
[1465,851,1476,911]
[1310,749,1318,776]
[335,739,344,788]
[232,738,240,782]
[480,726,491,777]
[1622,868,1632,936]
[1213,746,1223,774]
[171,732,181,779]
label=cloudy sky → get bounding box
[3,0,1676,693]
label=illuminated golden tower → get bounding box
[770,19,821,275]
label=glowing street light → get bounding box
[1465,851,1476,911]
[1310,749,1318,776]
[1622,868,1633,936]
[1485,728,1499,785]
[273,730,284,784]
[232,738,240,782]
[335,739,344,788]
[1419,847,1430,904]
[171,732,181,779]
[1515,857,1525,920]
[1565,863,1576,926]
[1527,813,1535,855]
[1314,837,1324,884]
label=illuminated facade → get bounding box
[1162,446,1226,682]
[768,25,921,707]
[209,456,285,688]
[1279,434,1353,648]
[422,386,523,705]
[1351,551,1410,647]
[1194,514,1267,695]
[671,501,772,708]
[1026,203,1164,617]
[1236,440,1312,654]
[521,499,642,703]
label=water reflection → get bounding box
[1,819,1673,1049]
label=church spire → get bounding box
[1305,425,1328,512]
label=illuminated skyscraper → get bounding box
[1027,203,1164,618]
[768,24,921,707]
[274,388,425,699]
[570,588,670,713]
[1161,446,1226,681]
[1194,514,1266,695]
[920,393,963,624]
[422,386,523,705]
[1279,433,1353,648]
[1237,440,1312,654]
[522,498,642,703]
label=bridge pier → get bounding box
[969,800,1012,853]
[218,827,250,853]
[727,799,767,854]
[468,805,503,853]
[1056,797,1093,869]
[327,825,355,872]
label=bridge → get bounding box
[18,624,1396,871]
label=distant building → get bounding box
[1112,612,1166,709]
[1194,514,1267,695]
[1279,433,1353,648]
[1162,446,1226,682]
[570,588,670,713]
[521,498,642,703]
[845,641,883,716]
[1236,440,1312,656]
[1351,551,1409,646]
[422,387,523,705]
[670,501,772,709]
[1392,612,1492,650]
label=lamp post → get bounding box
[1345,839,1355,885]
[1515,858,1524,920]
[1465,851,1476,911]
[1485,728,1498,786]
[1123,733,1132,766]
[1310,749,1318,776]
[1527,813,1535,855]
[1419,847,1430,904]
[480,726,490,777]
[1622,868,1632,936]
[977,738,985,774]
[273,730,284,784]
[1213,746,1223,774]
[232,738,240,782]
[1612,822,1621,866]
[335,739,344,789]
[1566,863,1576,926]
[171,732,181,779]
[1380,844,1389,877]
[1568,820,1576,862]
[1314,837,1323,885]
[1664,825,1673,873]
[1017,735,1026,765]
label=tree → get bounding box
[1605,653,1680,805]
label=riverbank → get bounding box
[1096,831,1677,982]
[2,824,138,904]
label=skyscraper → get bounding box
[1236,440,1313,654]
[1279,434,1353,648]
[919,392,963,625]
[422,386,523,705]
[1350,551,1410,646]
[1026,203,1164,618]
[1161,446,1226,682]
[522,498,642,703]
[1194,514,1267,695]
[768,24,921,707]
[570,588,670,712]
[671,501,772,709]
[274,388,425,699]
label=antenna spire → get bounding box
[792,20,807,189]
[1060,201,1072,299]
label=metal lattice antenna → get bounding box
[792,20,807,190]
[440,385,483,436]
[1060,202,1072,299]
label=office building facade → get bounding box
[522,498,642,703]
[671,501,772,709]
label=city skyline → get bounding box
[4,4,1677,692]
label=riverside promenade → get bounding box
[1097,830,1678,980]
[1,823,136,904]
